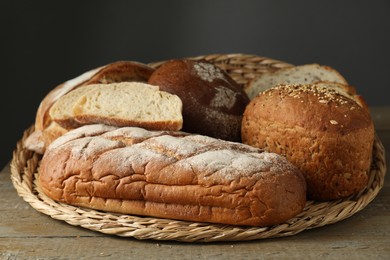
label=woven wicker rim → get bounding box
[10,54,387,242]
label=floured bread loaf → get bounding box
[245,64,348,99]
[50,82,183,131]
[24,61,154,153]
[148,59,250,142]
[39,124,307,227]
[242,84,374,200]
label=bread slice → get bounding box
[50,82,183,131]
[245,64,348,99]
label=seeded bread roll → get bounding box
[39,124,307,227]
[148,59,250,142]
[242,84,374,200]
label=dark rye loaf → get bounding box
[148,59,250,142]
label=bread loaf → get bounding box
[49,82,183,131]
[148,59,250,142]
[39,124,307,227]
[24,61,155,153]
[244,64,348,99]
[242,84,374,200]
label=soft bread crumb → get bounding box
[50,82,183,131]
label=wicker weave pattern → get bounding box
[10,54,386,242]
[149,53,293,85]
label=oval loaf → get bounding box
[39,124,307,227]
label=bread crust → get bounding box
[73,114,182,131]
[148,59,249,142]
[242,84,374,200]
[39,125,306,227]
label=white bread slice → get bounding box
[245,64,348,99]
[50,82,183,131]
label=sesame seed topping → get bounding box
[265,84,353,106]
[330,120,338,125]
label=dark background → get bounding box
[1,0,390,169]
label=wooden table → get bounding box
[1,107,389,259]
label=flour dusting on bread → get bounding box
[211,86,237,110]
[69,137,124,160]
[48,124,116,150]
[193,62,225,82]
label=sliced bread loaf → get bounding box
[36,61,154,131]
[25,61,155,154]
[50,82,183,131]
[245,64,348,99]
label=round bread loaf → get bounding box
[148,59,249,141]
[241,84,375,200]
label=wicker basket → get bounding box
[10,54,387,242]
